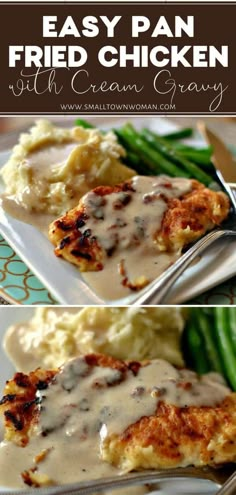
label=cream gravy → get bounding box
[0,142,79,234]
[27,142,78,172]
[3,308,81,372]
[20,142,80,206]
[0,141,89,231]
[0,196,54,235]
[83,250,179,300]
[0,357,230,488]
[82,176,192,299]
[7,142,78,210]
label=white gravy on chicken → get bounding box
[81,176,192,299]
[0,357,230,488]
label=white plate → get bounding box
[0,117,236,305]
[0,307,219,493]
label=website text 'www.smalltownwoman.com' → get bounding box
[59,103,176,111]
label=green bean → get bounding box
[124,151,152,175]
[214,307,236,390]
[115,127,163,175]
[229,307,236,354]
[183,319,210,375]
[162,128,193,140]
[115,128,160,175]
[141,128,213,185]
[119,124,190,177]
[114,129,150,175]
[75,119,95,129]
[192,309,224,374]
[177,152,212,167]
[171,146,213,167]
[171,144,213,155]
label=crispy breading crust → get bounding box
[157,180,230,252]
[49,182,135,272]
[48,179,230,274]
[0,368,56,447]
[1,354,236,477]
[103,396,236,471]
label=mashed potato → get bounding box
[1,120,134,216]
[4,307,185,371]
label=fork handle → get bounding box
[215,470,236,495]
[133,229,229,305]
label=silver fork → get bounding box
[8,466,235,495]
[132,171,236,305]
[215,470,236,495]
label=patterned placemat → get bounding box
[0,235,57,305]
[188,277,236,305]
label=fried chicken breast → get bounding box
[0,368,56,447]
[0,354,235,489]
[49,176,230,274]
[103,395,236,471]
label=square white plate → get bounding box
[0,117,236,305]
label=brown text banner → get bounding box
[0,2,235,115]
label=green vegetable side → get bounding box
[183,307,236,391]
[75,118,216,186]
